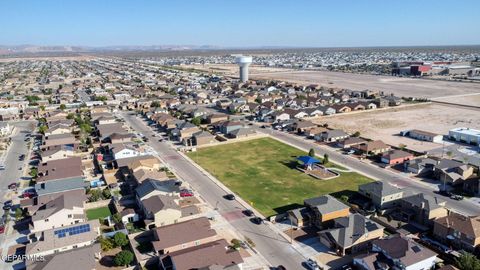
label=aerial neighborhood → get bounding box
[0,50,479,270]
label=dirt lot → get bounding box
[312,103,480,152]
[180,63,293,76]
[251,69,480,99]
[433,93,480,106]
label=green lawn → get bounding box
[86,206,112,220]
[188,137,373,217]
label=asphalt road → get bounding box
[255,126,480,216]
[119,112,306,269]
[0,121,35,266]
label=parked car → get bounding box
[8,183,18,190]
[0,225,5,234]
[242,209,254,216]
[223,194,235,200]
[344,149,355,155]
[250,217,263,225]
[450,194,464,200]
[275,266,286,270]
[180,189,194,197]
[3,200,12,210]
[22,191,36,198]
[304,259,321,270]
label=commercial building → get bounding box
[449,127,480,146]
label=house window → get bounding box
[194,241,200,246]
[45,219,49,222]
[67,214,72,218]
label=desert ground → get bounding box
[182,63,480,99]
[432,93,480,107]
[312,103,480,152]
[252,70,480,99]
[180,63,293,76]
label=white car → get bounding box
[304,259,321,270]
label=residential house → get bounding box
[136,179,180,203]
[405,158,438,175]
[315,129,349,143]
[319,214,384,255]
[26,244,100,270]
[42,133,78,151]
[111,143,145,160]
[434,159,474,186]
[30,194,85,232]
[358,235,438,270]
[337,137,367,149]
[206,113,228,124]
[352,140,390,155]
[158,239,243,270]
[26,220,100,257]
[399,193,448,226]
[40,147,75,162]
[152,217,219,255]
[216,121,243,135]
[358,181,404,210]
[433,212,480,252]
[303,195,350,228]
[140,194,182,229]
[36,157,84,183]
[381,150,414,165]
[192,130,216,146]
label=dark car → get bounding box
[243,209,254,216]
[223,194,235,200]
[436,190,452,197]
[276,266,287,270]
[250,217,263,225]
[8,183,18,190]
[3,200,12,210]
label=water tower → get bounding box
[235,55,252,82]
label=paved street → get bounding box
[119,112,307,269]
[0,121,35,269]
[255,127,480,216]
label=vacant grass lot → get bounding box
[188,137,372,216]
[86,206,112,220]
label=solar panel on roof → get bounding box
[411,246,421,253]
[54,224,91,238]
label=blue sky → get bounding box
[1,0,479,47]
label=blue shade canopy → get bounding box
[297,156,320,166]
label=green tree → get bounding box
[230,239,242,250]
[399,143,407,150]
[308,148,315,157]
[340,195,349,202]
[151,101,161,107]
[353,131,361,137]
[66,113,75,119]
[99,236,114,251]
[88,189,103,202]
[29,167,38,178]
[112,213,122,224]
[113,232,129,247]
[191,117,202,126]
[114,250,134,267]
[455,251,480,270]
[323,153,329,165]
[59,104,66,110]
[102,189,112,199]
[38,125,48,135]
[15,208,23,221]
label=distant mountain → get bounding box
[0,44,224,55]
